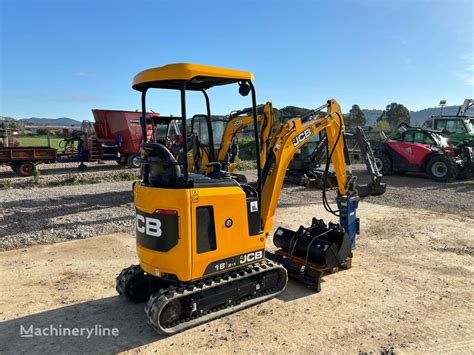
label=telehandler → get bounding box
[116,63,362,334]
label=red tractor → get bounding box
[371,125,473,182]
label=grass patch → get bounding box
[31,170,41,185]
[16,136,63,150]
[233,138,258,170]
[237,137,256,160]
[0,171,141,190]
[60,175,81,185]
[0,179,12,189]
[112,171,138,181]
[235,157,257,170]
[59,175,102,186]
[58,171,139,186]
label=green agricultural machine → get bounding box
[422,99,474,147]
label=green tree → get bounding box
[272,108,282,129]
[279,106,311,118]
[278,106,311,124]
[36,128,50,135]
[347,104,366,127]
[372,120,391,132]
[385,102,410,129]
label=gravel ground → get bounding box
[0,164,472,251]
[0,181,135,251]
[245,165,474,217]
[0,160,124,177]
[0,161,138,188]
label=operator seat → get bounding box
[141,143,182,187]
[141,143,238,189]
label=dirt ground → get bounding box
[1,199,473,354]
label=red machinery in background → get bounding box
[69,109,159,169]
[91,109,158,168]
[0,110,160,175]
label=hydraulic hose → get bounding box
[322,112,344,217]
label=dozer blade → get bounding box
[307,170,338,190]
[145,260,287,335]
[356,181,387,197]
[267,218,352,292]
[284,170,307,185]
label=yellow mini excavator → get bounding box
[116,63,362,335]
[187,102,274,175]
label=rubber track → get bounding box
[144,259,288,335]
[116,264,142,297]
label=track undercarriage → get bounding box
[117,217,355,335]
[116,260,288,335]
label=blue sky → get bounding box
[1,0,473,120]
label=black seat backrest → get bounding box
[141,143,182,187]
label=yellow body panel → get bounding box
[133,63,254,90]
[190,186,265,279]
[135,184,192,280]
[134,183,265,282]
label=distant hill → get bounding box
[19,117,82,127]
[361,109,384,125]
[6,104,469,129]
[362,105,461,126]
[408,106,460,125]
[273,105,464,126]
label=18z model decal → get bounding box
[203,249,265,275]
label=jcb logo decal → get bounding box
[136,214,162,237]
[293,128,312,147]
[240,250,263,264]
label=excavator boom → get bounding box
[219,102,274,168]
[189,102,274,175]
[350,126,386,197]
[261,99,360,290]
[260,99,353,232]
[457,99,474,116]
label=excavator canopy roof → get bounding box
[132,63,254,91]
